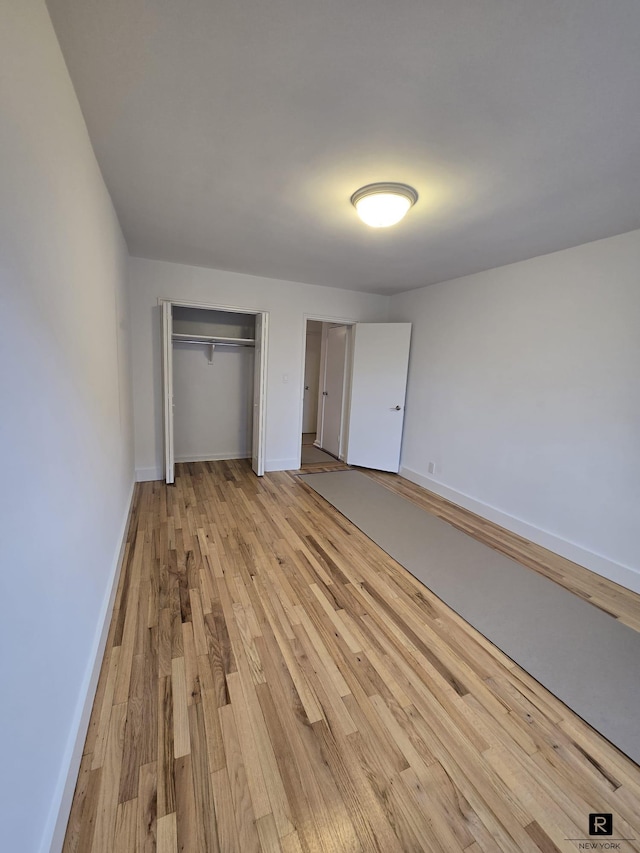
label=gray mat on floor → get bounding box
[300,470,640,765]
[301,445,337,464]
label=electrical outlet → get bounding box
[428,461,436,475]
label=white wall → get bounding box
[391,230,640,590]
[129,257,389,479]
[0,3,134,851]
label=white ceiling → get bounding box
[46,0,640,295]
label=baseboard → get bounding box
[266,458,300,472]
[174,452,250,463]
[41,480,137,853]
[136,466,162,482]
[399,466,640,595]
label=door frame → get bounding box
[161,301,175,483]
[159,297,269,481]
[297,314,355,469]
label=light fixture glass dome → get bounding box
[351,182,418,228]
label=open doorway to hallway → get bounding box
[300,319,351,470]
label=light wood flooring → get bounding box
[300,434,348,473]
[64,460,640,852]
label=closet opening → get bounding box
[161,300,268,483]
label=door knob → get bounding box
[393,405,401,410]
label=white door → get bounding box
[302,328,321,433]
[346,323,411,472]
[251,312,268,476]
[162,301,175,484]
[321,324,347,458]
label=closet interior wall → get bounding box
[172,307,255,463]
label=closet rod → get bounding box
[174,340,254,348]
[172,333,255,347]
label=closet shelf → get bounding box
[172,333,255,347]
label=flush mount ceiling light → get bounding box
[351,182,418,228]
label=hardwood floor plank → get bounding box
[291,621,358,737]
[200,675,227,772]
[157,675,176,818]
[256,813,283,853]
[183,620,201,706]
[255,574,325,726]
[174,755,199,853]
[118,652,145,803]
[91,646,121,771]
[137,761,157,853]
[113,531,145,705]
[158,607,172,678]
[226,671,272,821]
[211,767,241,852]
[191,587,209,656]
[189,701,220,853]
[219,702,262,853]
[113,798,137,853]
[63,755,101,853]
[253,647,333,853]
[309,716,403,853]
[171,656,191,759]
[157,812,178,853]
[90,701,127,853]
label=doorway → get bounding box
[298,319,413,474]
[300,318,352,470]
